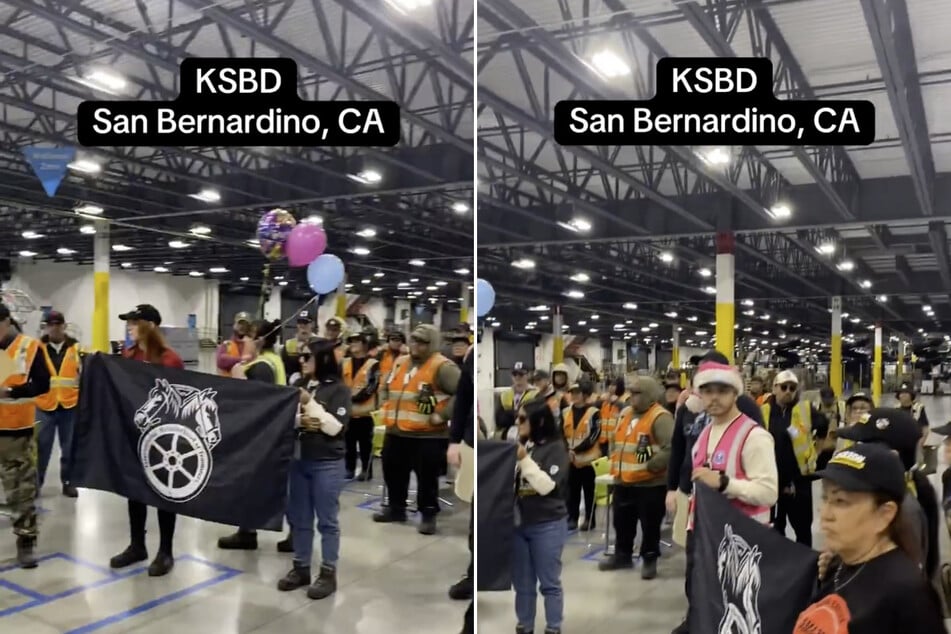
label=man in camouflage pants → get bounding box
[0,303,49,568]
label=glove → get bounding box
[635,434,653,464]
[417,382,437,416]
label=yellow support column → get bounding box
[873,324,883,405]
[552,306,564,364]
[92,219,110,352]
[336,278,347,319]
[830,296,843,395]
[672,326,685,388]
[460,291,470,325]
[715,232,735,364]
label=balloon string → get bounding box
[263,294,321,341]
[257,263,272,319]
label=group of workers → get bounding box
[494,353,949,633]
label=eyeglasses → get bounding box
[778,383,797,392]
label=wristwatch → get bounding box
[718,472,730,493]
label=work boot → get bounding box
[62,483,78,498]
[544,628,562,634]
[16,536,37,569]
[277,533,294,553]
[148,552,174,577]
[307,564,337,600]
[598,554,634,571]
[372,508,407,523]
[515,626,531,634]
[356,471,371,482]
[448,575,473,601]
[345,470,355,480]
[641,558,658,580]
[217,530,258,550]
[110,544,148,569]
[418,516,437,535]
[277,565,311,591]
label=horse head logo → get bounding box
[716,524,763,634]
[182,388,221,450]
[135,379,179,430]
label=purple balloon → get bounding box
[256,209,296,261]
[286,223,328,267]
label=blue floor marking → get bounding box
[0,551,242,629]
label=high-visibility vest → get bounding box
[563,405,601,467]
[599,393,630,446]
[611,403,665,484]
[379,349,399,381]
[908,402,924,422]
[0,334,40,431]
[218,340,242,377]
[755,394,768,406]
[762,401,817,475]
[381,353,452,433]
[242,350,286,386]
[499,387,538,412]
[343,356,378,417]
[35,343,80,411]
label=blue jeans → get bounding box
[287,458,345,569]
[512,518,568,630]
[36,408,75,487]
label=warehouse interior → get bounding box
[475,0,951,632]
[0,1,473,633]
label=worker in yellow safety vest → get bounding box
[761,370,830,547]
[34,311,81,498]
[0,303,49,568]
[814,385,847,470]
[494,362,537,440]
[281,311,318,384]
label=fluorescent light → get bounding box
[398,282,410,288]
[451,201,469,213]
[74,204,103,216]
[21,230,44,239]
[435,281,447,287]
[529,305,549,312]
[426,285,437,291]
[121,262,132,268]
[698,268,712,278]
[859,279,872,289]
[112,244,132,252]
[279,281,289,287]
[67,159,101,174]
[357,228,377,238]
[490,321,500,328]
[168,240,189,249]
[695,330,708,336]
[702,286,717,294]
[623,302,638,310]
[246,239,261,247]
[78,69,127,94]
[591,314,599,320]
[641,327,650,332]
[410,278,420,283]
[687,316,698,322]
[352,247,371,256]
[154,266,169,273]
[816,242,836,255]
[659,251,674,263]
[384,0,432,13]
[80,224,96,234]
[769,203,792,219]
[578,321,587,326]
[18,250,37,257]
[778,319,788,325]
[836,260,855,272]
[240,276,249,282]
[511,258,535,269]
[565,290,584,299]
[190,225,211,236]
[409,259,425,267]
[189,188,220,203]
[665,312,678,318]
[209,267,229,273]
[454,268,470,275]
[570,273,590,283]
[557,218,592,233]
[301,215,323,225]
[923,305,932,312]
[57,247,76,255]
[877,295,887,302]
[850,317,861,324]
[701,147,730,166]
[189,271,202,277]
[348,169,382,184]
[649,322,658,328]
[590,49,631,78]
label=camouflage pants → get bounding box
[0,434,37,538]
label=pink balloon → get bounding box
[285,223,327,267]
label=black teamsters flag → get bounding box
[690,485,817,633]
[73,354,298,530]
[477,439,517,591]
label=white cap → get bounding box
[774,370,799,385]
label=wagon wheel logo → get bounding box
[138,423,212,502]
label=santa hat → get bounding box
[692,361,744,394]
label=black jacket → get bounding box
[297,377,351,461]
[450,348,474,447]
[763,396,829,488]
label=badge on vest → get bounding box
[713,450,726,464]
[788,426,800,439]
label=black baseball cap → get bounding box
[46,311,65,325]
[836,407,919,471]
[816,443,906,503]
[846,392,872,407]
[896,382,915,397]
[297,311,314,324]
[325,316,343,329]
[118,304,162,325]
[511,362,528,376]
[450,332,470,344]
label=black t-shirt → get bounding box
[794,548,946,633]
[942,468,951,535]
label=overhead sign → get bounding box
[22,146,76,197]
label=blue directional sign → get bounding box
[22,146,76,197]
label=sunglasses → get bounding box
[300,354,312,362]
[778,383,798,392]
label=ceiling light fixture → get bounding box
[240,276,249,282]
[189,188,220,203]
[409,259,425,267]
[154,266,169,273]
[190,225,211,236]
[816,242,836,255]
[18,250,37,257]
[74,204,103,216]
[769,203,792,219]
[451,201,469,214]
[21,230,44,239]
[836,260,855,272]
[67,159,102,174]
[121,262,132,268]
[701,147,730,166]
[189,271,203,277]
[356,228,377,238]
[590,49,631,78]
[209,267,229,273]
[112,244,132,252]
[623,302,638,310]
[352,247,371,256]
[77,69,127,94]
[454,267,470,275]
[659,251,674,263]
[698,268,712,278]
[80,224,96,234]
[570,273,590,283]
[168,240,189,249]
[511,258,535,269]
[56,247,76,255]
[557,218,592,233]
[565,290,584,299]
[348,169,382,184]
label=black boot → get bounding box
[62,483,78,498]
[598,554,634,571]
[356,471,370,482]
[372,508,407,523]
[641,557,658,580]
[277,533,293,553]
[418,515,437,535]
[544,628,562,634]
[16,536,37,569]
[217,530,258,550]
[307,564,337,600]
[448,575,473,601]
[277,565,311,591]
[110,544,148,569]
[148,552,174,577]
[515,626,531,634]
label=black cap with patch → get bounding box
[896,382,916,398]
[511,362,528,376]
[836,407,919,471]
[118,304,162,325]
[816,443,906,503]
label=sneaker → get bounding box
[372,509,407,523]
[148,552,174,577]
[217,530,258,550]
[16,536,37,569]
[641,558,658,580]
[448,575,473,601]
[110,544,148,569]
[62,484,78,498]
[277,565,311,591]
[307,564,337,600]
[418,516,437,535]
[277,533,294,553]
[597,554,634,571]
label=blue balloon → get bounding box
[307,254,345,295]
[476,278,495,317]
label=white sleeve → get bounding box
[518,456,556,496]
[307,400,344,437]
[724,427,779,507]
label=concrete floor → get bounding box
[477,395,951,634]
[0,461,469,633]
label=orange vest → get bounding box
[218,340,242,377]
[379,349,399,381]
[0,334,40,431]
[343,356,378,417]
[381,353,451,433]
[755,394,767,406]
[611,403,665,484]
[35,343,80,411]
[599,393,630,445]
[563,406,601,467]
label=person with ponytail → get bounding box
[794,442,946,633]
[112,304,183,577]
